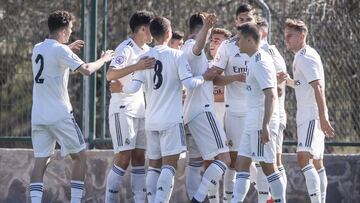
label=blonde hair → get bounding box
[285,18,308,35]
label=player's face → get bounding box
[209,33,226,58]
[237,32,249,53]
[284,27,302,52]
[169,39,184,50]
[64,21,73,43]
[235,12,255,27]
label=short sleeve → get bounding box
[212,41,228,70]
[177,53,193,81]
[181,39,203,59]
[299,55,321,83]
[109,46,131,69]
[132,69,145,83]
[58,45,84,71]
[255,60,276,90]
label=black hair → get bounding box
[171,30,184,40]
[237,22,260,44]
[236,3,254,16]
[129,10,155,33]
[48,10,73,33]
[150,16,171,40]
[189,13,203,34]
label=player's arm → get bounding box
[122,79,142,94]
[262,87,276,144]
[77,50,114,76]
[192,13,216,55]
[213,71,246,86]
[310,80,334,137]
[284,73,295,88]
[106,56,156,81]
[182,69,218,89]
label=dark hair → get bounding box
[285,18,308,35]
[129,10,155,33]
[150,16,171,40]
[237,22,260,44]
[48,10,73,33]
[210,28,232,39]
[236,3,254,16]
[256,17,268,28]
[172,30,184,40]
[189,13,203,34]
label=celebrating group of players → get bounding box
[30,2,335,203]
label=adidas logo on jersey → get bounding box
[210,180,217,185]
[295,80,301,86]
[298,142,303,147]
[125,138,130,145]
[157,186,163,191]
[300,48,307,55]
[252,152,256,156]
[235,53,241,57]
[108,189,119,194]
[255,53,261,62]
[246,85,252,91]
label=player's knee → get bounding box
[216,152,231,167]
[297,152,311,168]
[114,151,131,168]
[70,151,87,163]
[313,159,323,169]
[131,149,145,166]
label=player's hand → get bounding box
[68,40,84,52]
[277,71,288,84]
[320,117,335,138]
[203,68,218,81]
[200,12,217,29]
[261,124,270,144]
[277,86,283,97]
[101,50,115,63]
[109,80,123,93]
[234,73,246,82]
[137,56,156,70]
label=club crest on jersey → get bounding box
[300,48,307,55]
[186,63,191,72]
[226,140,233,147]
[298,142,303,147]
[255,53,261,62]
[235,53,241,57]
[115,55,125,65]
[125,138,130,145]
[295,80,301,86]
[246,85,252,91]
[215,54,221,62]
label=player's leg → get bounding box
[256,162,271,203]
[185,131,204,200]
[297,120,321,203]
[154,123,187,203]
[146,130,162,203]
[130,117,147,202]
[203,159,219,203]
[277,124,287,187]
[53,117,87,203]
[105,112,133,203]
[313,124,326,203]
[189,112,230,203]
[30,125,55,203]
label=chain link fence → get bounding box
[1,0,359,150]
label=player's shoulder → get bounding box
[115,38,135,53]
[297,45,320,62]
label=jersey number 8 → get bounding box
[153,60,163,89]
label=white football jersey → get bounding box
[246,49,279,121]
[293,45,325,125]
[212,37,250,115]
[133,45,193,131]
[108,38,149,117]
[261,40,287,126]
[181,39,215,123]
[31,39,84,125]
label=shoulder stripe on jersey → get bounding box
[133,79,144,83]
[114,113,123,146]
[126,41,134,47]
[255,53,261,62]
[72,118,84,145]
[305,120,315,147]
[205,112,224,149]
[180,76,192,81]
[300,48,306,55]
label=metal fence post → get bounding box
[100,0,107,141]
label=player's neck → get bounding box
[293,42,306,54]
[247,47,258,57]
[48,34,64,44]
[130,35,146,49]
[154,38,169,46]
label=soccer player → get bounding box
[122,16,218,203]
[30,10,114,203]
[211,4,256,202]
[168,30,185,50]
[181,12,231,203]
[256,18,288,202]
[231,23,286,203]
[104,10,156,203]
[284,19,334,203]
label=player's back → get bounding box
[31,39,83,125]
[137,45,186,131]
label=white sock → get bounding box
[131,166,146,203]
[30,182,43,203]
[154,165,176,203]
[223,168,236,202]
[302,164,321,203]
[231,172,251,203]
[70,180,84,203]
[208,180,219,203]
[317,167,327,203]
[193,160,227,202]
[256,166,271,203]
[186,160,203,199]
[266,171,286,202]
[105,164,125,203]
[278,165,287,189]
[146,167,161,203]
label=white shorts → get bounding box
[188,112,229,160]
[185,125,201,158]
[109,110,146,153]
[276,124,286,154]
[146,123,187,160]
[31,118,86,157]
[238,116,279,164]
[224,112,246,151]
[296,119,325,159]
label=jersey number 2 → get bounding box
[35,54,44,83]
[153,60,163,89]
